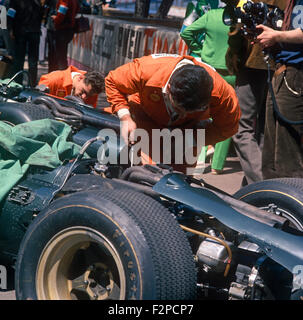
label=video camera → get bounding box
[222,0,284,38]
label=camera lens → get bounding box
[243,1,252,12]
[255,2,265,11]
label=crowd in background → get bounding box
[180,0,302,182]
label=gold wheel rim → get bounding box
[36,227,126,300]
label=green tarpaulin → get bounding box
[0,119,86,202]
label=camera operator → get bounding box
[255,0,303,179]
[225,0,285,186]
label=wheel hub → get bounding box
[71,262,119,300]
[36,227,126,300]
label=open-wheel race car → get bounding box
[0,76,302,300]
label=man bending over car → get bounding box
[105,54,241,173]
[38,66,105,108]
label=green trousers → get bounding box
[198,138,231,170]
[199,73,235,170]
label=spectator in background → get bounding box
[49,0,80,71]
[0,0,14,57]
[0,0,14,78]
[256,0,303,179]
[7,0,44,86]
[225,0,285,185]
[44,0,57,72]
[38,65,104,107]
[180,0,220,58]
[181,7,235,175]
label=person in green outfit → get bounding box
[181,7,235,174]
[180,0,219,57]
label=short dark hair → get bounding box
[169,65,213,111]
[84,71,105,95]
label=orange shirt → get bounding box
[39,66,98,108]
[105,54,240,146]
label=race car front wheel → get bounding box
[233,178,303,231]
[15,189,197,300]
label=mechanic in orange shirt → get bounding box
[39,65,104,107]
[105,54,240,173]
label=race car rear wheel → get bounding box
[15,189,197,300]
[233,178,303,231]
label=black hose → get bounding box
[35,98,68,119]
[120,165,166,186]
[33,95,121,131]
[33,96,83,119]
[127,171,162,186]
[120,165,154,180]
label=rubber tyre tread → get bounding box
[233,178,303,227]
[233,178,303,202]
[15,189,197,300]
[18,103,54,122]
[98,189,197,300]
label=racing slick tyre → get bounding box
[233,178,303,231]
[15,189,197,300]
[0,103,54,126]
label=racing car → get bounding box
[0,76,302,300]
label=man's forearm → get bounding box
[256,25,303,48]
[276,28,303,44]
